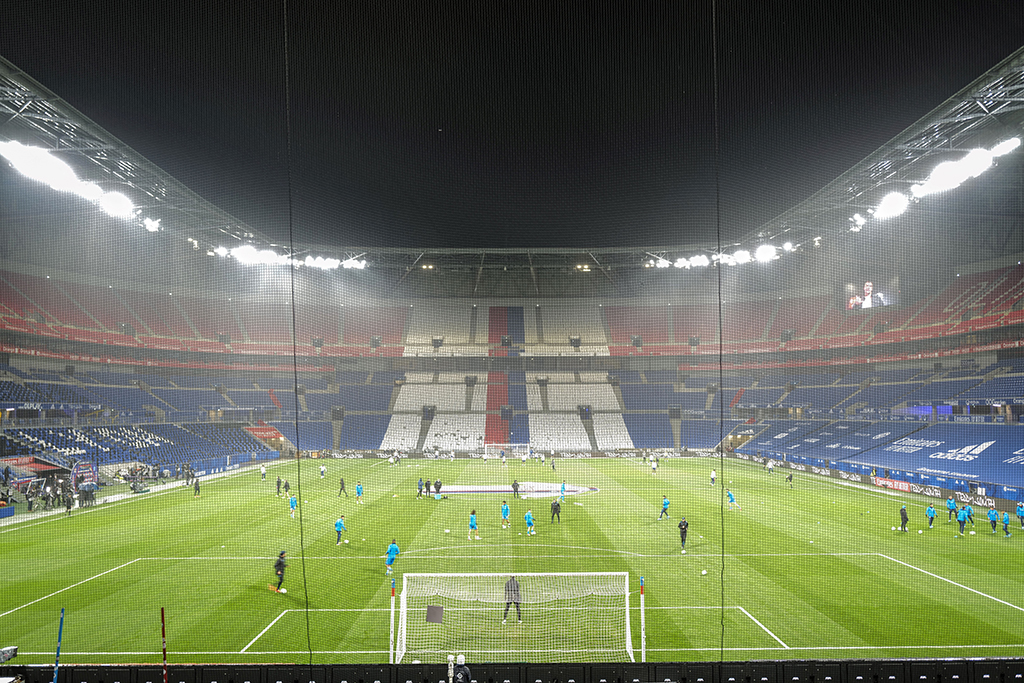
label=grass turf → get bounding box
[4,456,1023,664]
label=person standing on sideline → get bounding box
[469,509,481,540]
[270,551,287,592]
[276,475,282,497]
[65,492,74,516]
[658,495,670,520]
[503,575,522,624]
[356,481,364,504]
[525,508,535,535]
[956,506,968,537]
[512,479,520,499]
[678,516,689,553]
[193,477,201,498]
[452,654,471,683]
[260,464,266,481]
[899,504,909,532]
[926,503,936,529]
[335,515,347,544]
[1017,501,1024,529]
[417,477,424,499]
[289,494,298,518]
[946,496,957,522]
[339,477,347,497]
[710,469,716,486]
[1002,510,1013,538]
[988,506,1000,533]
[385,539,400,575]
[726,489,741,510]
[550,498,561,523]
[434,478,442,496]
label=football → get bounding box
[279,588,287,594]
[891,526,896,531]
[918,530,923,534]
[344,539,349,544]
[701,570,707,575]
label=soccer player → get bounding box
[1018,501,1024,529]
[658,495,670,520]
[283,480,290,496]
[956,506,968,537]
[965,504,975,526]
[946,496,957,522]
[550,498,560,523]
[560,480,566,502]
[270,551,287,592]
[512,479,520,499]
[501,500,510,529]
[899,505,909,532]
[503,575,522,624]
[988,506,999,533]
[551,455,556,471]
[469,509,481,540]
[726,489,741,510]
[710,469,716,486]
[260,464,266,481]
[1002,510,1013,538]
[678,516,689,553]
[339,477,347,497]
[385,539,400,575]
[335,515,347,544]
[926,503,936,529]
[786,472,793,489]
[417,477,424,499]
[289,494,298,518]
[525,508,535,535]
[651,458,657,475]
[276,476,282,497]
[356,481,364,504]
[193,477,201,497]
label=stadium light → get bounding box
[143,218,161,232]
[754,244,777,262]
[732,249,751,264]
[214,246,229,257]
[304,255,340,270]
[690,254,710,267]
[341,257,367,269]
[992,137,1021,156]
[872,192,909,220]
[654,258,670,268]
[782,242,794,252]
[97,191,136,219]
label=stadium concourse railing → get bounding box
[3,658,1024,683]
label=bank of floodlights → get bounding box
[212,245,365,271]
[0,140,147,222]
[859,136,1021,224]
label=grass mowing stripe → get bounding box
[0,557,142,619]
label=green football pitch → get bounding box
[4,456,1023,665]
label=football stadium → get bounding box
[2,6,1024,683]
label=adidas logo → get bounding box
[929,441,994,462]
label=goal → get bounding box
[483,443,530,458]
[394,572,636,663]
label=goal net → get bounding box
[483,443,530,458]
[394,572,635,663]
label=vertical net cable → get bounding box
[280,0,316,665]
[709,0,727,663]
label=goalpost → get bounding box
[483,443,530,458]
[394,572,637,664]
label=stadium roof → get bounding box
[2,44,1024,289]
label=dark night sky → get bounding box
[2,1,1023,249]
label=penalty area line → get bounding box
[736,606,788,648]
[0,557,142,620]
[241,610,289,653]
[878,554,1024,613]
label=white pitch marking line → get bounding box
[736,606,788,648]
[0,557,142,619]
[241,609,290,653]
[878,554,1024,613]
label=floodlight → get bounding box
[754,244,776,262]
[732,250,751,264]
[673,257,688,268]
[304,255,340,270]
[689,255,709,267]
[214,246,229,257]
[97,191,136,219]
[655,258,670,268]
[873,192,909,219]
[232,245,289,266]
[143,218,161,232]
[991,137,1021,156]
[341,258,366,269]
